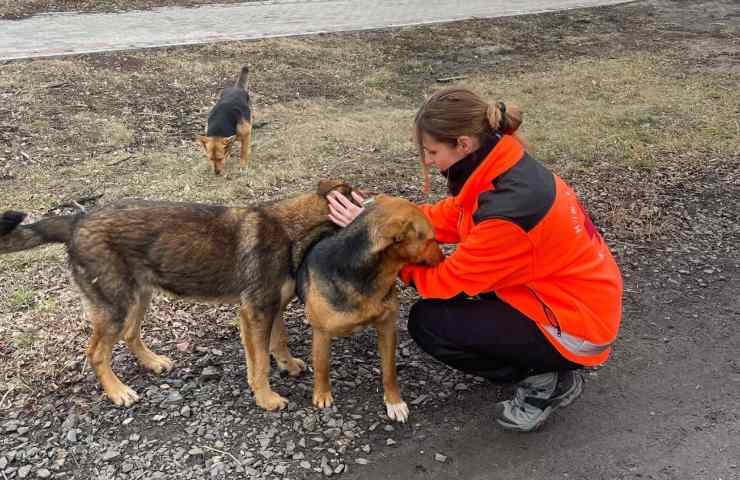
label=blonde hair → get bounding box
[414,88,523,193]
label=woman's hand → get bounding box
[328,190,367,227]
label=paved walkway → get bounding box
[0,0,630,61]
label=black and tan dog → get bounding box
[0,180,354,411]
[296,195,444,422]
[198,65,252,175]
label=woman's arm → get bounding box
[400,219,534,299]
[418,197,461,244]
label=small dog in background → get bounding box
[198,66,252,175]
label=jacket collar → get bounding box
[442,135,500,196]
[453,134,525,208]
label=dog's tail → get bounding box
[236,66,249,90]
[0,211,78,254]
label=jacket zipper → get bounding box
[527,287,561,336]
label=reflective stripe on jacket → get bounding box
[400,135,623,366]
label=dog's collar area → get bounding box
[362,198,376,206]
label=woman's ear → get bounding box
[456,136,476,155]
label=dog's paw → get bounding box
[145,355,175,375]
[281,357,306,377]
[107,384,140,408]
[386,401,409,423]
[313,390,334,409]
[255,390,289,411]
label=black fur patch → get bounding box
[297,211,382,311]
[0,211,26,235]
[207,87,251,138]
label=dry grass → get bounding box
[0,3,738,403]
[464,54,739,171]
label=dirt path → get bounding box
[0,0,631,60]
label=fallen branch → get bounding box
[45,194,104,215]
[436,75,468,83]
[106,155,134,167]
[201,445,249,478]
[0,385,16,410]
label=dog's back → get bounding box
[69,202,290,305]
[207,87,251,137]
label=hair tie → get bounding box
[496,101,507,132]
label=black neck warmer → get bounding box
[441,133,501,196]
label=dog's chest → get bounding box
[327,298,397,337]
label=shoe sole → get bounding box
[495,406,553,432]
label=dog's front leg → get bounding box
[312,328,334,409]
[375,316,409,423]
[239,304,288,411]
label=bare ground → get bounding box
[0,1,739,479]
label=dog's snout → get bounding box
[424,241,444,266]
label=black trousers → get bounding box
[407,294,581,384]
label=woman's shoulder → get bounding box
[474,153,556,231]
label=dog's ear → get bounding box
[223,135,236,147]
[372,217,413,253]
[317,179,352,198]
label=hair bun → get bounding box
[488,101,522,135]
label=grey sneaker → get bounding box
[494,371,583,432]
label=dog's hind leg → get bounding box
[83,297,140,407]
[238,121,252,173]
[375,312,409,423]
[270,316,306,377]
[239,302,288,411]
[122,288,174,375]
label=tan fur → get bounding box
[198,118,252,175]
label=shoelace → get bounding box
[512,380,556,412]
[511,387,531,412]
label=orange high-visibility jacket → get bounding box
[401,135,623,366]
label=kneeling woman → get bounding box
[328,88,623,432]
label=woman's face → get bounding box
[420,132,477,172]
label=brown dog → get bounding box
[0,180,354,411]
[198,66,252,175]
[296,195,444,422]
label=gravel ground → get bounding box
[1,1,738,479]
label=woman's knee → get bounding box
[407,300,440,348]
[407,303,422,341]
